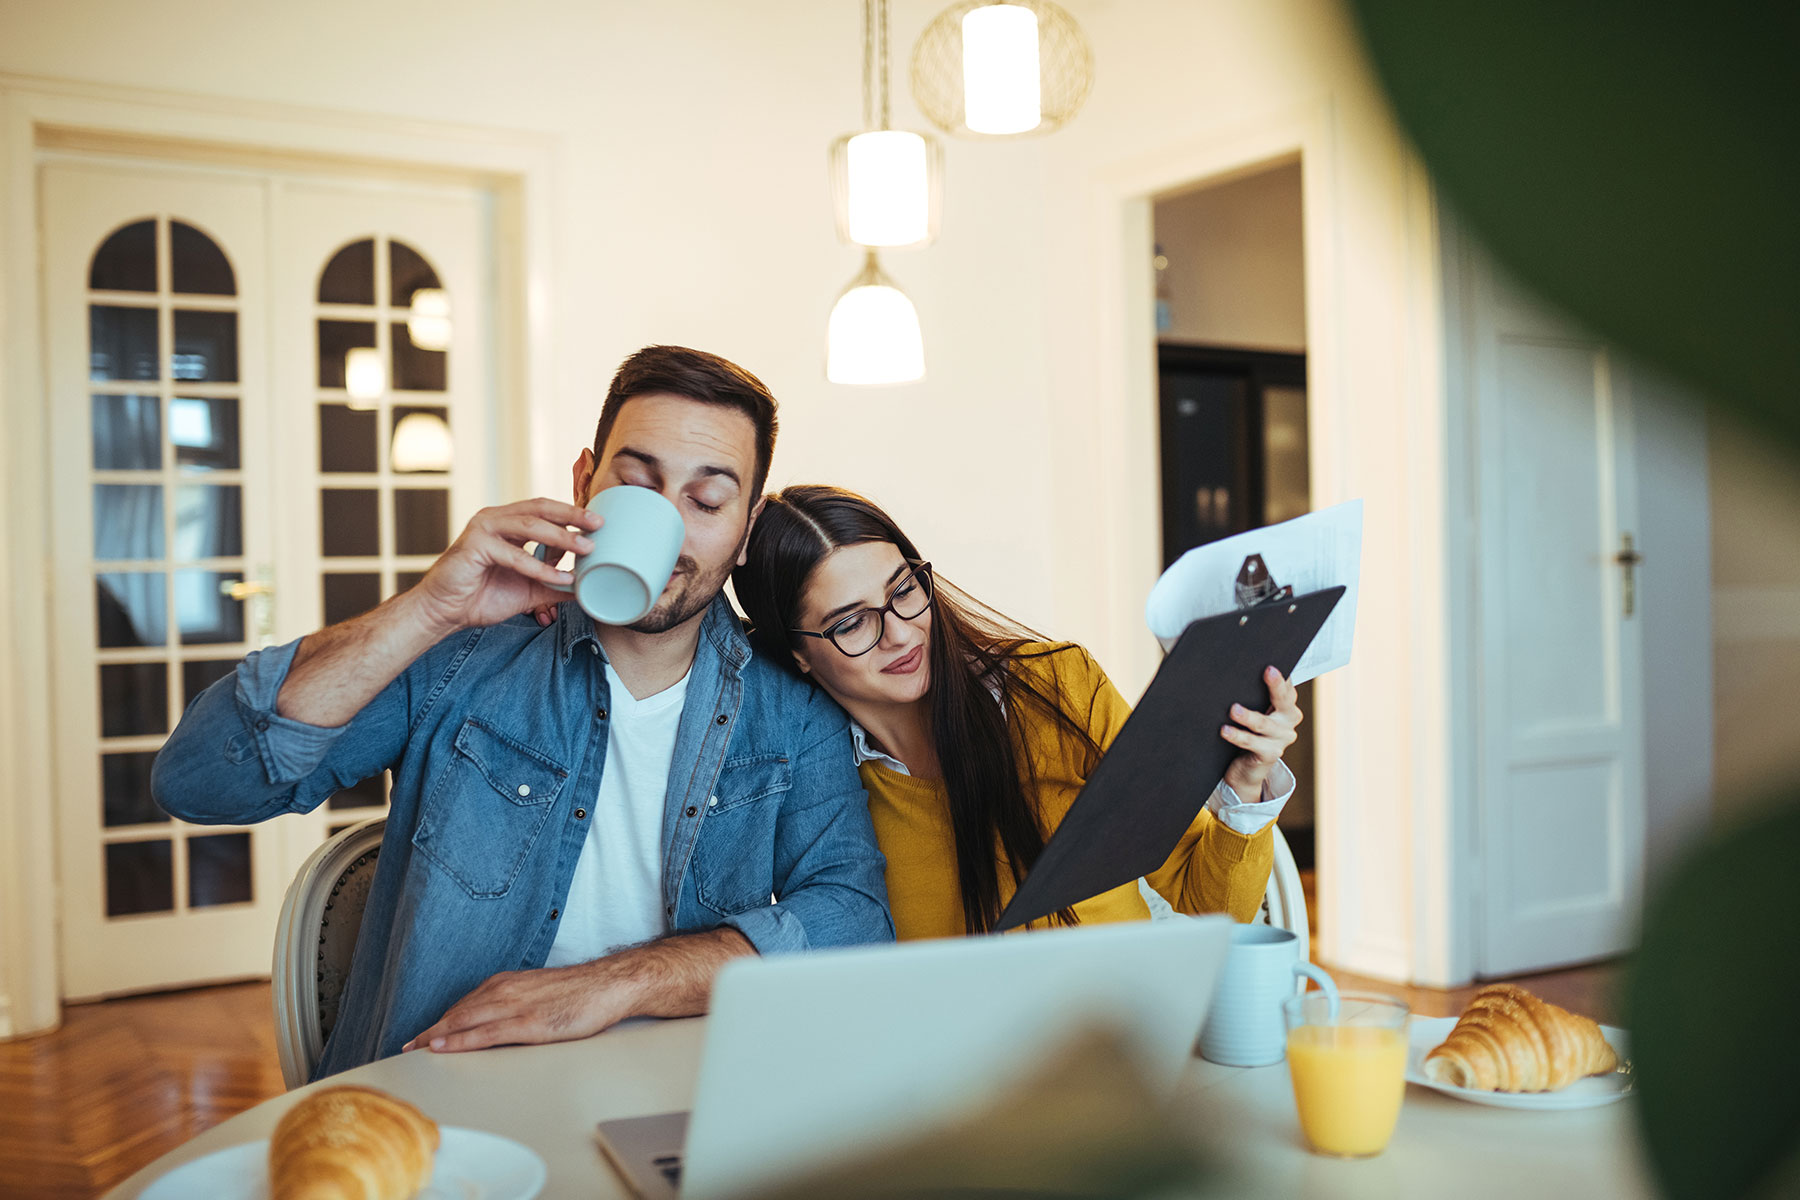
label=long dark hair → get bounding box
[733,485,1101,933]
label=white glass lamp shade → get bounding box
[831,130,942,248]
[407,288,453,352]
[344,346,385,408]
[962,4,1041,135]
[391,411,454,473]
[827,256,925,385]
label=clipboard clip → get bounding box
[1234,554,1294,611]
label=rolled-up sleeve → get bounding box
[152,629,471,826]
[729,714,893,955]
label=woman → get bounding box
[731,485,1303,940]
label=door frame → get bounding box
[1070,99,1470,986]
[0,73,557,1038]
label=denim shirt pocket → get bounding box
[692,752,790,916]
[414,717,571,899]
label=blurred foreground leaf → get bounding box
[1625,797,1800,1199]
[1347,1,1800,451]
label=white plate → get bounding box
[1405,1015,1634,1110]
[140,1126,546,1200]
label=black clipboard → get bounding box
[994,585,1345,931]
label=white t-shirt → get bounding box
[544,663,688,967]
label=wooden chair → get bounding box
[271,817,386,1088]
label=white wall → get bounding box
[1153,160,1306,351]
[1031,2,1454,982]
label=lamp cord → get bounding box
[861,0,893,131]
[861,0,873,130]
[878,0,891,130]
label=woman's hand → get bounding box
[1220,666,1302,800]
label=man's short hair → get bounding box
[593,346,779,498]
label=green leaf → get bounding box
[1346,0,1800,451]
[1625,797,1800,1199]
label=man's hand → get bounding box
[276,498,602,726]
[400,961,638,1053]
[1220,666,1303,800]
[407,498,601,636]
[402,928,753,1054]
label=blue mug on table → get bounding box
[1199,925,1340,1067]
[533,485,685,625]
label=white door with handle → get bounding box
[1471,251,1647,975]
[43,161,287,999]
[42,158,491,999]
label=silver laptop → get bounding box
[595,915,1234,1200]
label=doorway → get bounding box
[1150,160,1316,865]
[41,153,496,1000]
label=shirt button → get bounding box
[574,808,588,820]
[589,643,600,656]
[596,706,609,721]
[708,796,718,808]
[685,805,697,817]
[255,718,270,731]
[715,713,729,726]
[516,784,531,797]
[549,908,559,920]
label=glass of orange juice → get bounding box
[1282,990,1410,1158]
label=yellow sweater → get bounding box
[861,643,1276,940]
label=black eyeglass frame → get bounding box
[790,561,934,658]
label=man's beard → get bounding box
[626,553,732,635]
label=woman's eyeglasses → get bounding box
[791,563,934,657]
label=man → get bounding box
[153,346,893,1078]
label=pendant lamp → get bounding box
[827,251,925,385]
[344,346,385,409]
[911,0,1094,139]
[830,0,942,248]
[406,288,453,352]
[825,0,929,383]
[391,410,454,473]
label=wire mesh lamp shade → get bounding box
[911,0,1094,139]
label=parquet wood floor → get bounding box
[0,980,282,1200]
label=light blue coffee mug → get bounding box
[1198,925,1340,1067]
[534,485,685,625]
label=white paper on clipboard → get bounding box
[1144,499,1363,685]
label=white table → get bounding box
[106,1017,1657,1199]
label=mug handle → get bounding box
[1294,962,1341,1021]
[531,542,575,594]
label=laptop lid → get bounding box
[679,915,1234,1200]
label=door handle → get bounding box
[1613,534,1643,618]
[219,579,274,601]
[219,577,276,645]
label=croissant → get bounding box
[268,1084,440,1200]
[1423,984,1617,1092]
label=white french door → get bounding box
[43,159,492,999]
[267,180,491,855]
[1471,252,1646,975]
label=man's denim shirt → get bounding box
[152,595,894,1079]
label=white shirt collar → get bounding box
[848,720,912,776]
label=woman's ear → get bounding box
[790,646,812,676]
